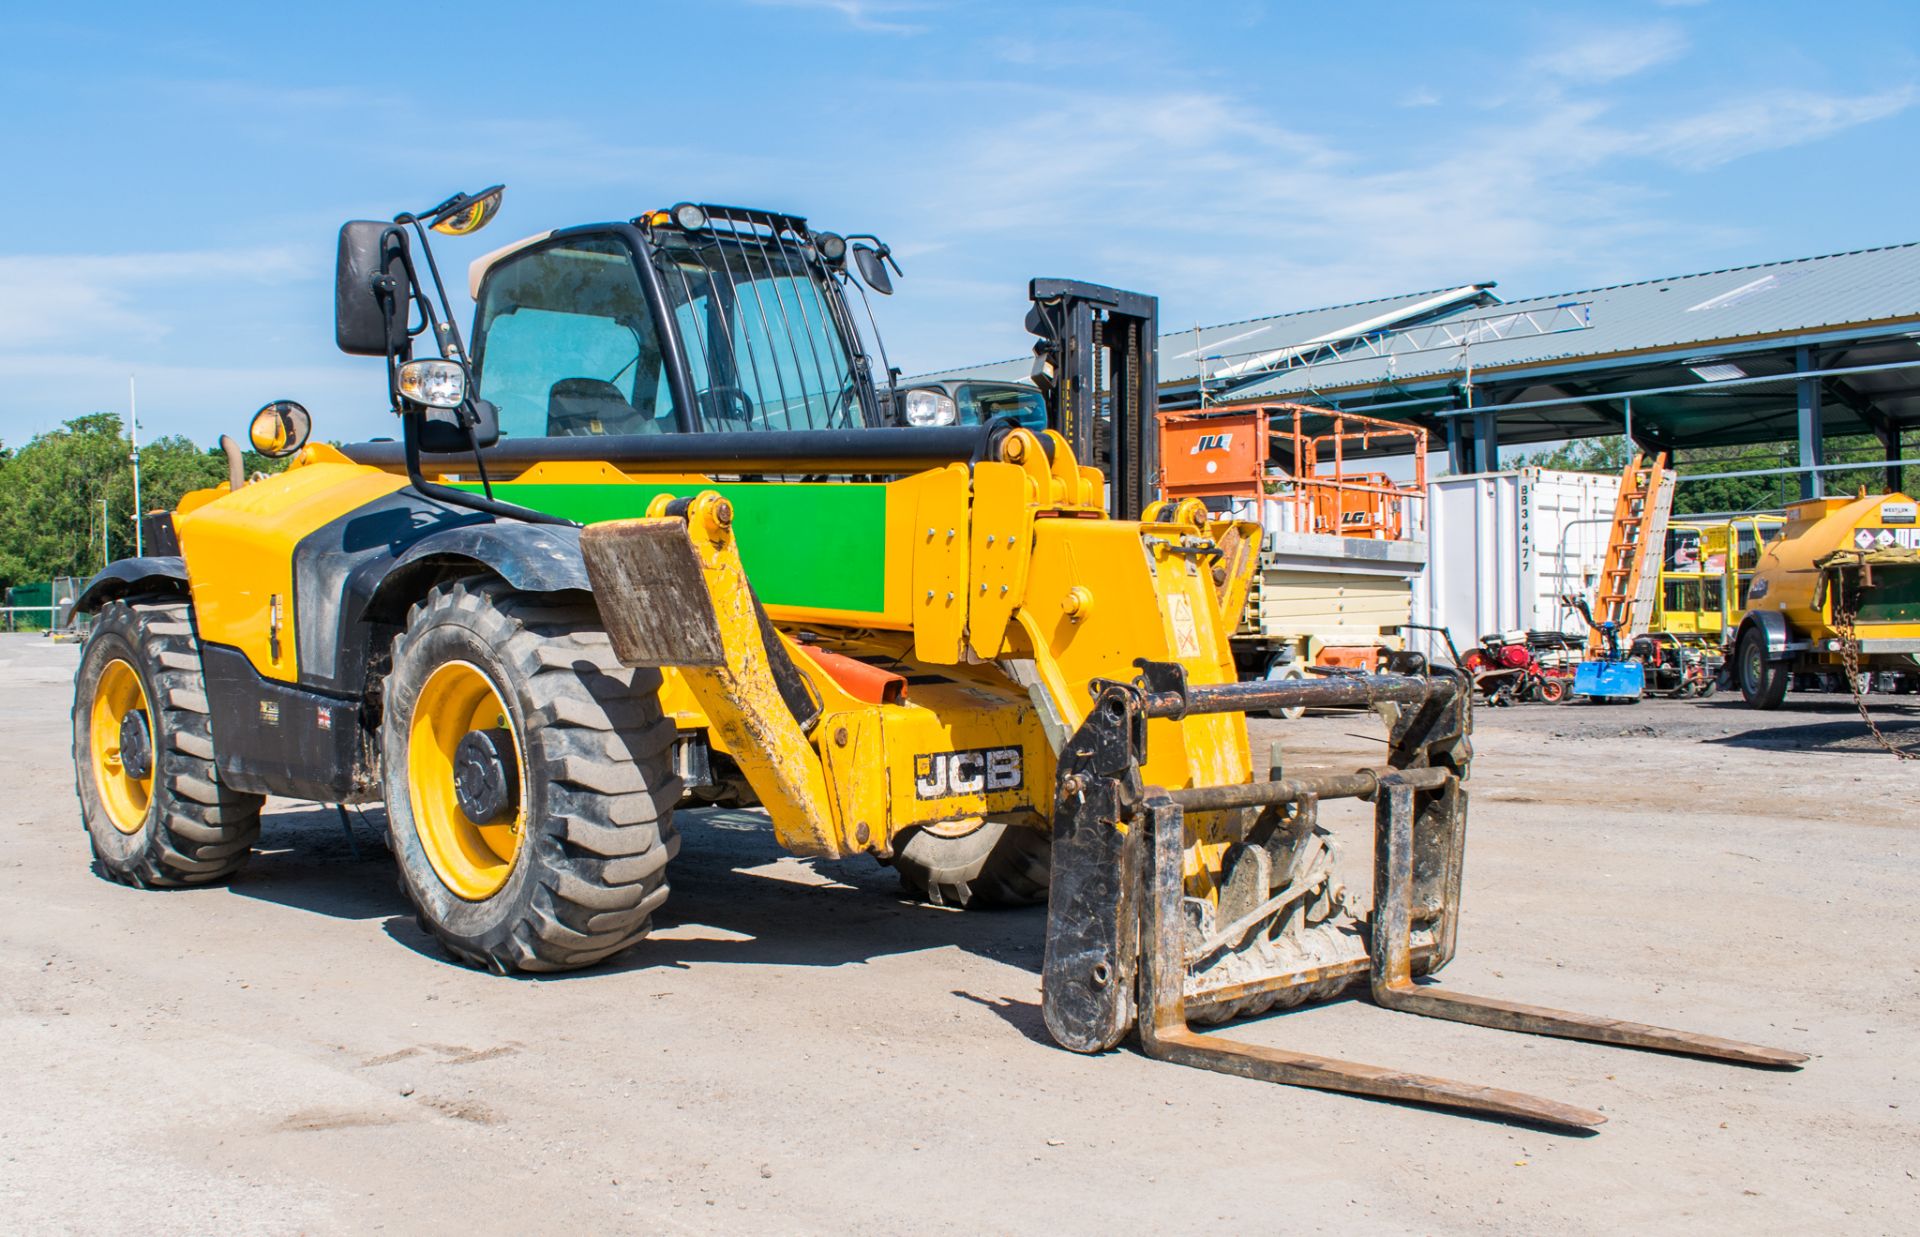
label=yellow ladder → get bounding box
[1588,453,1674,655]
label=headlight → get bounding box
[814,232,847,263]
[902,388,958,426]
[397,359,467,409]
[672,202,708,231]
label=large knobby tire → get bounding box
[382,579,681,973]
[890,819,1050,908]
[1737,627,1789,710]
[72,597,264,887]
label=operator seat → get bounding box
[547,378,655,436]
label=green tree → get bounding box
[1520,431,1911,515]
[1518,435,1632,473]
[0,414,285,591]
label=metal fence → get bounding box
[3,578,82,632]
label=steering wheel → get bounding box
[698,385,756,429]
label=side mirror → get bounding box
[417,399,500,453]
[852,244,893,296]
[248,400,312,458]
[335,221,412,356]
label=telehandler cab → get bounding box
[71,186,1802,1128]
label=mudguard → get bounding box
[72,556,190,614]
[381,521,592,599]
[1740,610,1800,661]
[294,493,591,698]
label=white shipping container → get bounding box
[1410,468,1620,661]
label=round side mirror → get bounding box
[249,400,313,458]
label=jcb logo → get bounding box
[1189,432,1233,454]
[915,747,1023,799]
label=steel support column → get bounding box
[1883,426,1904,495]
[1446,415,1470,475]
[1473,410,1499,473]
[1796,346,1824,500]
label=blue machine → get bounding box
[1573,657,1644,701]
[1570,617,1645,702]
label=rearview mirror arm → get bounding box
[375,232,571,529]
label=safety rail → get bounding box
[1157,401,1426,542]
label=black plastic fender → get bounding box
[72,557,190,614]
[378,521,592,602]
[297,497,592,698]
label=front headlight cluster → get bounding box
[902,388,958,427]
[397,359,468,409]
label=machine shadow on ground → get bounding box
[1693,697,1920,754]
[226,801,1048,980]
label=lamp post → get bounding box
[128,376,143,557]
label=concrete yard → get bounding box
[2,631,1916,1234]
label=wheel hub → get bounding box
[118,709,154,780]
[453,728,519,826]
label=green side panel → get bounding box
[452,482,888,612]
[1858,565,1920,624]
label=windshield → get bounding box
[473,235,676,440]
[651,227,869,431]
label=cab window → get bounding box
[957,382,1048,429]
[473,236,679,439]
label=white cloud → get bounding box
[0,248,308,350]
[867,66,1914,374]
[1642,86,1918,169]
[1533,22,1689,84]
[745,0,933,34]
[0,353,375,447]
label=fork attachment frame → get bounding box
[1041,664,1807,1131]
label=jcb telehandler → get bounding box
[71,187,1802,1128]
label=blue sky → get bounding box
[1,0,1916,447]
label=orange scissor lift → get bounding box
[1158,401,1429,700]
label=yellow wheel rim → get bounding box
[90,657,155,835]
[407,659,525,901]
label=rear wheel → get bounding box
[1736,627,1789,710]
[72,598,263,887]
[382,579,681,972]
[890,818,1050,908]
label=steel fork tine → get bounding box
[1371,777,1807,1069]
[1138,796,1606,1131]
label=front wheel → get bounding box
[1736,628,1789,710]
[382,579,681,973]
[1537,677,1569,705]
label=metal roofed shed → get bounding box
[922,243,1920,498]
